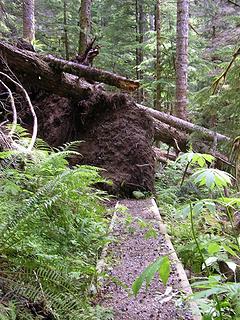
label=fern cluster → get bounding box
[0,141,110,319]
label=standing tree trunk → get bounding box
[22,0,35,43]
[155,0,162,110]
[63,1,69,60]
[175,0,189,120]
[135,0,144,103]
[78,0,92,55]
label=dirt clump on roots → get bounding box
[73,94,155,196]
[8,89,156,196]
[71,93,155,196]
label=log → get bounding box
[0,41,96,98]
[0,41,139,93]
[137,103,230,143]
[153,118,188,151]
[153,117,233,168]
[43,55,139,91]
[0,40,231,161]
[153,147,177,163]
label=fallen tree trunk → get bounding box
[153,118,233,168]
[153,147,177,163]
[0,41,139,93]
[153,118,188,151]
[0,41,97,98]
[0,40,231,167]
[137,103,230,143]
[43,55,139,91]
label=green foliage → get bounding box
[0,143,110,319]
[132,256,170,296]
[191,277,240,320]
[155,151,240,319]
[192,168,233,190]
[177,151,214,168]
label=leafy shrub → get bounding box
[155,152,240,319]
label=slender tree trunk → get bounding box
[78,0,92,55]
[175,0,189,120]
[63,1,69,60]
[135,0,144,103]
[22,0,35,43]
[155,0,162,110]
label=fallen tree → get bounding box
[0,41,139,95]
[0,40,233,193]
[0,40,230,144]
[137,103,230,143]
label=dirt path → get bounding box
[99,199,200,320]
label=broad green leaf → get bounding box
[132,256,170,296]
[222,244,239,258]
[159,256,171,285]
[192,168,233,190]
[193,202,204,215]
[207,243,221,255]
[204,201,216,214]
[132,274,145,297]
[177,152,214,168]
[191,287,225,300]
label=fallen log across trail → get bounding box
[0,40,230,142]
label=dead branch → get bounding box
[212,46,240,94]
[0,72,37,152]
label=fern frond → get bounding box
[54,140,82,153]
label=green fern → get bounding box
[0,141,110,319]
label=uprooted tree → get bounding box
[0,41,232,196]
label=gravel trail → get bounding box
[99,199,197,320]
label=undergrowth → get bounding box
[0,139,112,319]
[155,152,240,320]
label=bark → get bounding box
[43,55,139,91]
[153,118,232,168]
[155,0,162,110]
[63,1,69,60]
[135,0,144,103]
[79,0,92,55]
[0,41,139,93]
[137,103,230,143]
[23,0,35,43]
[0,41,98,98]
[153,147,177,163]
[153,117,187,151]
[175,0,189,120]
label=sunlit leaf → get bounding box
[207,243,221,255]
[192,168,233,190]
[132,256,170,296]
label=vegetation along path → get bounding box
[99,199,201,320]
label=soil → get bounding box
[30,91,155,196]
[98,199,194,320]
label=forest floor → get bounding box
[98,199,200,320]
